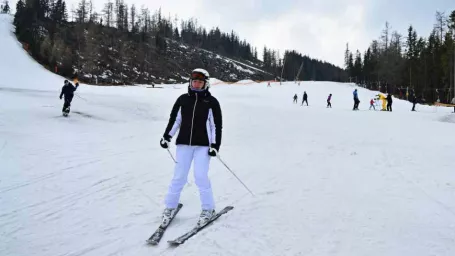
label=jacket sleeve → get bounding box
[163,96,182,138]
[169,109,182,137]
[59,86,64,98]
[211,97,223,150]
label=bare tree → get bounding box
[82,23,100,83]
[434,11,447,42]
[51,37,65,67]
[380,21,391,51]
[103,0,113,27]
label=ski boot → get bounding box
[196,209,215,227]
[63,107,70,117]
[161,207,177,227]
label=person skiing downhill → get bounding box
[411,94,418,111]
[327,94,332,108]
[160,68,223,227]
[301,91,308,106]
[59,80,79,116]
[386,93,393,111]
[353,89,360,110]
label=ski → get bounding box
[167,206,234,246]
[146,203,183,245]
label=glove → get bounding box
[208,143,219,157]
[160,135,171,149]
[59,96,62,100]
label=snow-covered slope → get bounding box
[1,14,455,256]
[0,15,66,91]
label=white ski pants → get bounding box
[165,145,215,210]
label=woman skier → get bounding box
[159,68,223,227]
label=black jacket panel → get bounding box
[164,88,222,150]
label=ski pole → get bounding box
[166,148,177,163]
[217,155,254,196]
[75,93,88,102]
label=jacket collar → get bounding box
[187,86,211,97]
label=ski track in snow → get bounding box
[1,13,455,256]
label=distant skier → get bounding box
[411,94,417,111]
[293,94,298,104]
[369,99,375,110]
[451,97,455,113]
[59,80,79,116]
[301,91,308,106]
[387,94,393,111]
[353,89,360,110]
[159,68,223,227]
[327,94,332,108]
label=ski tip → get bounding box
[167,240,182,246]
[146,240,158,246]
[221,206,234,213]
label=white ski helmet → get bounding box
[190,68,210,90]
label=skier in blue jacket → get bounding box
[353,89,360,110]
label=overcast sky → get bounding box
[8,0,455,67]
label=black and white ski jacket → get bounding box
[163,88,222,150]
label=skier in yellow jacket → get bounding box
[379,93,387,111]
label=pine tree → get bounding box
[103,0,113,27]
[347,52,354,79]
[449,10,455,32]
[353,50,362,83]
[130,4,136,32]
[344,43,351,69]
[2,0,10,13]
[13,0,25,29]
[76,0,89,23]
[406,26,418,87]
[263,46,269,68]
[61,1,68,21]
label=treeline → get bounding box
[12,0,345,84]
[345,11,455,104]
[281,50,347,82]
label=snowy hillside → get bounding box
[2,13,455,256]
[5,12,274,86]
